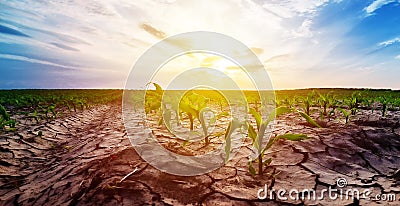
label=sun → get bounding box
[149,52,258,90]
[199,54,239,74]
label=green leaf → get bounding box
[266,106,293,124]
[224,121,232,163]
[247,121,257,142]
[248,162,256,177]
[298,111,323,128]
[163,109,172,129]
[261,136,278,156]
[152,82,163,94]
[179,101,198,119]
[338,108,350,123]
[338,108,349,117]
[249,108,261,130]
[276,133,309,141]
[256,121,269,152]
[247,121,261,151]
[199,107,212,137]
[216,111,229,119]
[263,158,272,166]
[209,116,216,125]
[224,119,243,163]
[274,106,293,117]
[0,104,10,121]
[182,138,190,147]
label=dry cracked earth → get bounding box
[1,103,400,205]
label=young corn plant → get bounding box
[283,96,296,108]
[298,109,324,128]
[362,98,375,113]
[346,92,362,115]
[30,110,40,124]
[0,104,10,123]
[145,83,175,130]
[393,98,400,111]
[224,118,245,163]
[300,91,315,115]
[318,93,332,116]
[179,92,211,143]
[272,98,284,108]
[246,107,309,177]
[327,96,339,119]
[45,104,57,120]
[0,104,16,131]
[76,99,87,111]
[144,82,163,114]
[264,103,323,128]
[338,108,351,124]
[131,92,144,112]
[247,95,261,112]
[378,96,390,117]
[199,107,217,144]
[215,95,228,112]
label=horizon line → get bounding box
[0,87,399,91]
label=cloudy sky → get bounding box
[0,0,399,89]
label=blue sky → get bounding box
[0,0,399,89]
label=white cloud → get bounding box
[378,37,400,47]
[291,19,314,38]
[395,54,400,60]
[364,0,398,15]
[0,54,81,70]
[261,0,331,18]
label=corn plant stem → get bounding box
[258,154,263,176]
[189,113,194,131]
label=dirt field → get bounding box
[1,102,400,205]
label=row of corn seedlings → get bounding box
[0,90,122,131]
[144,85,400,178]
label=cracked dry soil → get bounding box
[1,103,400,205]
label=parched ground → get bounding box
[1,103,400,205]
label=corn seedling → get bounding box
[378,96,389,117]
[0,89,122,128]
[318,93,332,116]
[247,107,309,176]
[393,98,400,111]
[272,98,284,108]
[363,98,375,112]
[338,108,351,124]
[247,95,261,112]
[31,110,40,124]
[300,91,315,115]
[346,92,362,115]
[327,96,339,119]
[179,91,209,131]
[0,104,10,121]
[199,107,215,144]
[0,104,16,131]
[145,82,163,114]
[224,118,245,163]
[283,96,296,108]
